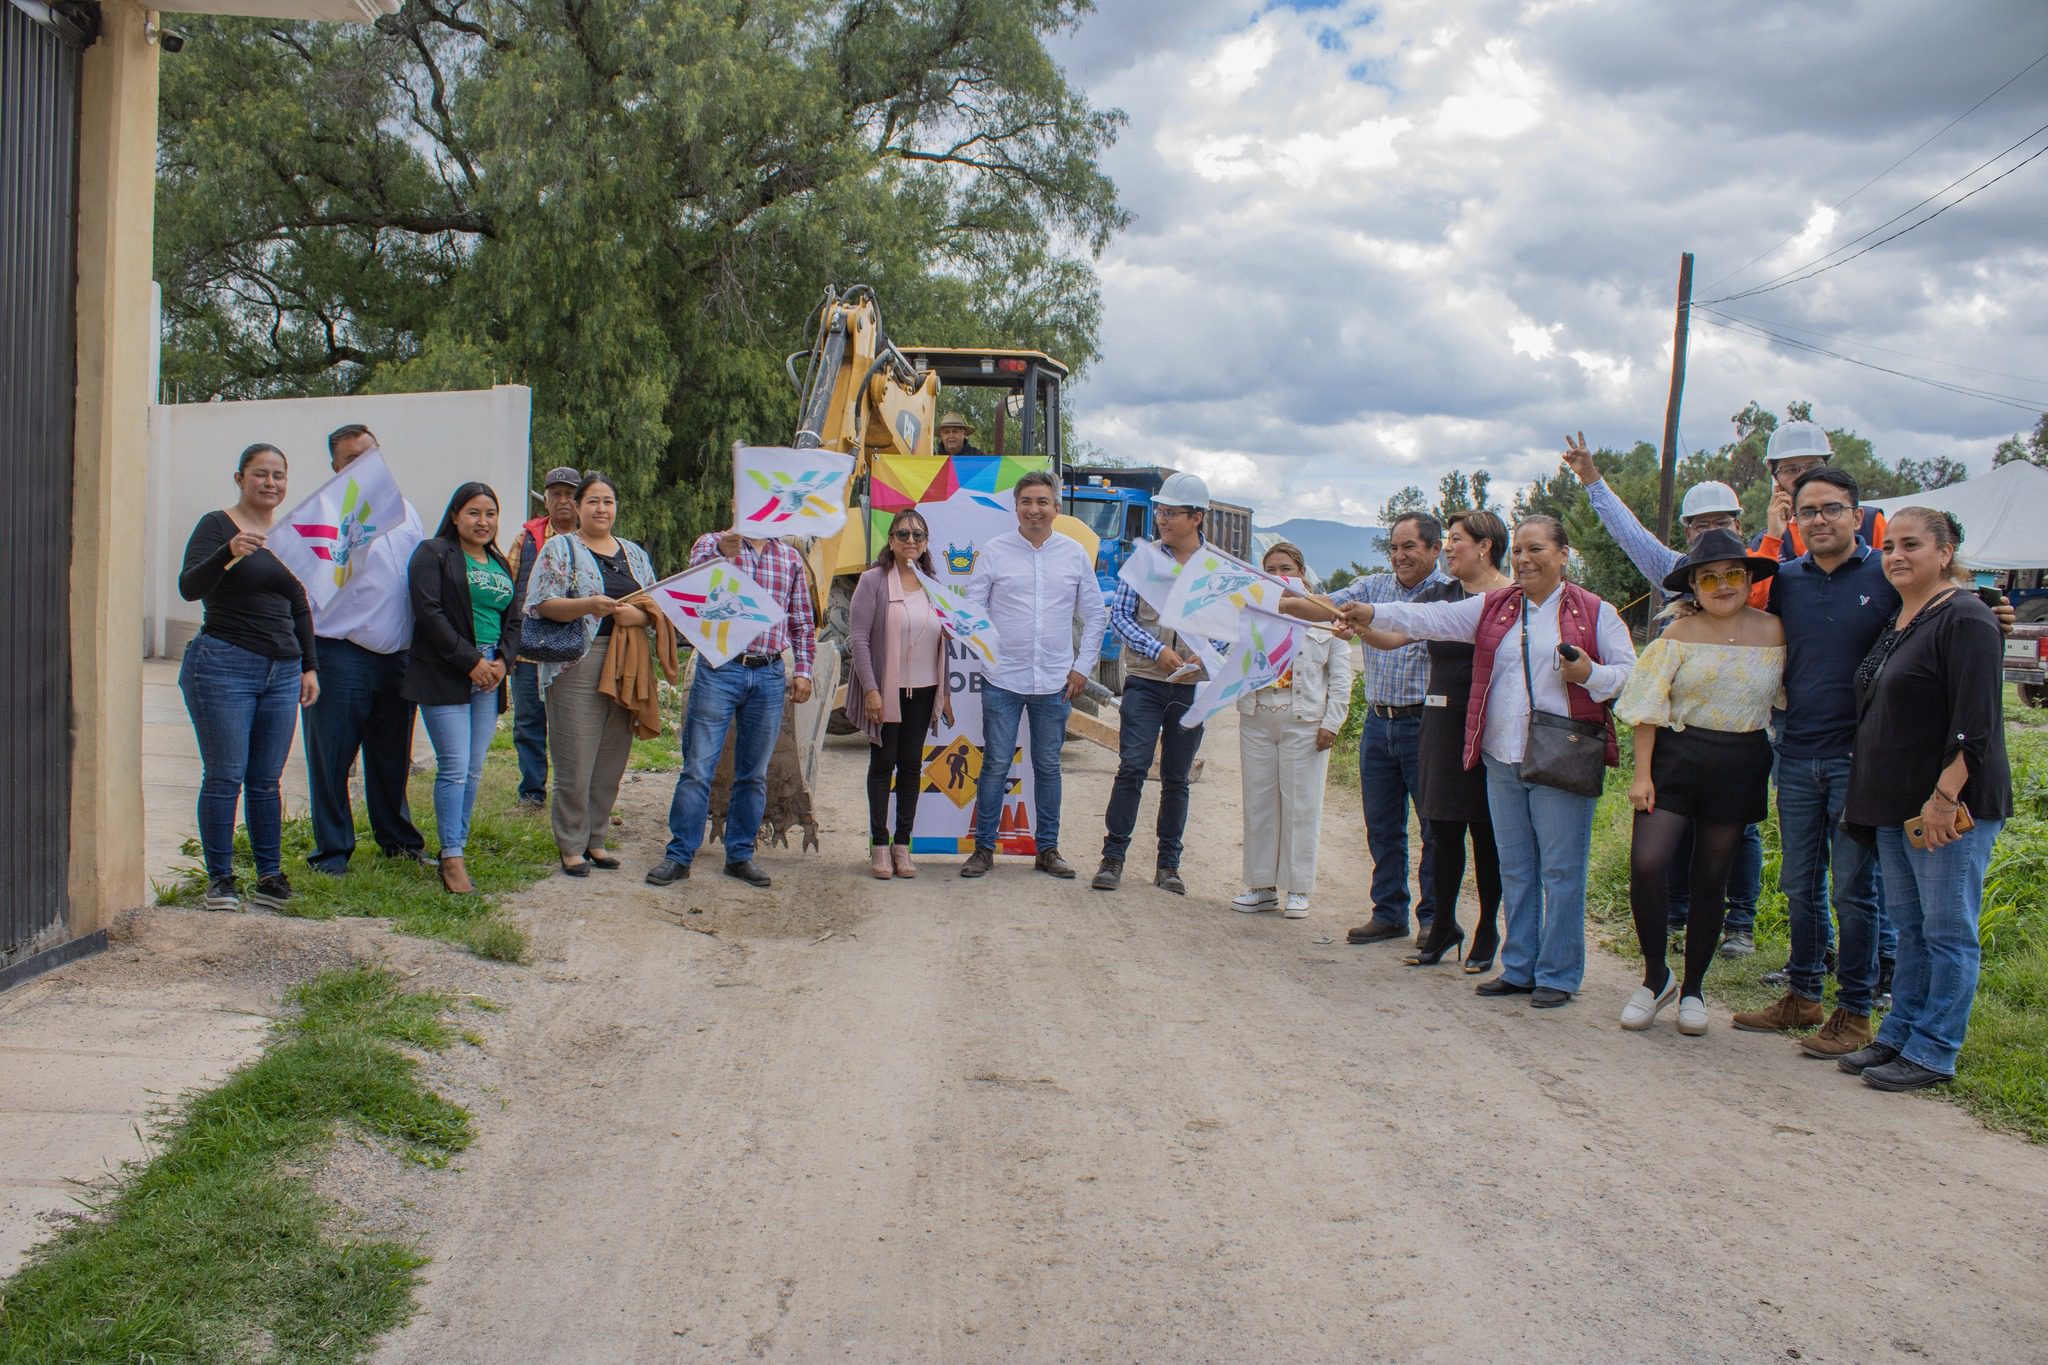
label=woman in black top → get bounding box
[177,444,320,913]
[1839,508,2012,1092]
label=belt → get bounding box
[730,654,780,669]
[1369,703,1423,719]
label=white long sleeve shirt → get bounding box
[965,529,1106,696]
[310,499,424,655]
[1372,588,1635,765]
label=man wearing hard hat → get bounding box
[1757,420,1885,561]
[1091,471,1223,897]
[937,413,985,458]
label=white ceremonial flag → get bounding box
[1180,607,1303,729]
[733,444,856,540]
[912,566,1001,668]
[1115,538,1181,610]
[646,559,787,668]
[1157,542,1292,640]
[268,449,407,611]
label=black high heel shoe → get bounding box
[1463,927,1500,975]
[1405,928,1465,967]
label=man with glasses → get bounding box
[1091,472,1225,895]
[1756,420,1886,564]
[1562,433,1766,957]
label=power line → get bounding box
[1701,305,2048,389]
[1692,309,2048,413]
[1698,44,2048,295]
[1697,125,2048,305]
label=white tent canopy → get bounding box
[1865,459,2048,571]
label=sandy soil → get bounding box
[308,718,2048,1364]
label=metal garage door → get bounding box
[0,0,83,986]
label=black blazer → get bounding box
[403,536,520,710]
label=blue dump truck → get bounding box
[1062,465,1253,694]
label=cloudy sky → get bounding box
[1049,0,2048,525]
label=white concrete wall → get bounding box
[144,386,533,657]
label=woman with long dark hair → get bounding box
[847,508,955,877]
[177,443,320,912]
[405,482,519,894]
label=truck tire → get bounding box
[2019,597,2048,625]
[2021,682,2047,709]
[1095,653,1126,696]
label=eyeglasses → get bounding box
[1795,502,1854,523]
[1685,514,1736,532]
[892,529,928,542]
[1153,506,1196,521]
[1691,566,1751,593]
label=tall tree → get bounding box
[1994,413,2048,469]
[155,0,1130,565]
[1896,455,1968,490]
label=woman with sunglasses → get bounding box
[847,509,955,878]
[1612,530,1784,1036]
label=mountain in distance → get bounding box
[1254,517,1388,579]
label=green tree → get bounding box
[1372,485,1430,556]
[1994,413,2048,468]
[1896,455,1968,489]
[155,0,1130,567]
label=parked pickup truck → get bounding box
[2004,622,2046,709]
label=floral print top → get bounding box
[524,532,656,697]
[1614,639,1786,734]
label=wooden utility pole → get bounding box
[1656,251,1694,541]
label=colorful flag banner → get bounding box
[733,444,856,539]
[1180,607,1302,729]
[912,566,1001,667]
[1158,542,1292,640]
[647,559,787,668]
[268,449,407,611]
[1115,537,1182,610]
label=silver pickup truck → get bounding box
[2006,622,2046,708]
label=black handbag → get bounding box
[1518,607,1609,798]
[520,538,596,663]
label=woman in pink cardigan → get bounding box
[846,509,955,878]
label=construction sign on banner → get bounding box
[732,444,856,539]
[911,566,1000,667]
[646,559,786,667]
[267,449,407,611]
[1181,606,1302,729]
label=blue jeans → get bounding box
[1360,712,1435,929]
[663,660,786,866]
[301,636,423,873]
[973,683,1070,851]
[419,646,498,860]
[1874,819,2001,1075]
[1666,821,1763,934]
[1776,755,1882,1008]
[510,659,549,803]
[1484,756,1596,992]
[179,635,301,881]
[1101,676,1204,869]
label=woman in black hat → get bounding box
[1612,529,1785,1036]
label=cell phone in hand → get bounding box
[1556,643,1582,663]
[1977,587,2004,609]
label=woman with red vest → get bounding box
[1338,516,1634,1008]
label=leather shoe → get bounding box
[1862,1058,1952,1092]
[1347,920,1408,945]
[1035,847,1076,879]
[1154,866,1186,896]
[1836,1042,1902,1075]
[1091,858,1123,891]
[1530,986,1573,1008]
[960,845,995,878]
[1475,976,1535,997]
[724,860,772,888]
[644,858,689,886]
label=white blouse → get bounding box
[1371,588,1636,765]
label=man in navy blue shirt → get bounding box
[1734,467,1893,1055]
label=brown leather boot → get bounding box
[1731,989,1823,1033]
[1034,846,1076,879]
[1797,1008,1874,1057]
[959,845,996,878]
[439,855,474,895]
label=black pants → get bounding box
[302,636,423,873]
[867,685,939,845]
[1101,676,1204,870]
[1425,817,1502,956]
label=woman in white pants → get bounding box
[1236,542,1355,917]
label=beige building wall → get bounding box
[69,0,158,935]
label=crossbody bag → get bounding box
[1519,607,1610,798]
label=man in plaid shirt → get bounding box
[1325,513,1449,946]
[646,527,816,890]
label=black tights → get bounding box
[1420,818,1502,958]
[867,685,939,845]
[1630,809,1743,999]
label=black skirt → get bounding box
[1647,726,1771,825]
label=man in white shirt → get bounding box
[959,470,1106,879]
[302,423,426,875]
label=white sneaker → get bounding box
[1620,976,1678,1030]
[1232,888,1279,913]
[1283,893,1310,918]
[1677,996,1709,1036]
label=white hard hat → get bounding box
[1154,471,1211,510]
[1679,481,1741,521]
[1766,420,1833,464]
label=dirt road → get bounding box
[371,715,2048,1363]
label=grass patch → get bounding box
[1587,710,2048,1141]
[157,747,549,964]
[0,967,471,1363]
[1330,672,1367,788]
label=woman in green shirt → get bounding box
[406,482,520,893]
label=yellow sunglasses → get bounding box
[1691,566,1751,593]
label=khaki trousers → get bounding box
[547,637,634,857]
[1239,702,1331,895]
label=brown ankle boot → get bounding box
[1797,1008,1874,1057]
[1731,989,1823,1033]
[439,855,474,895]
